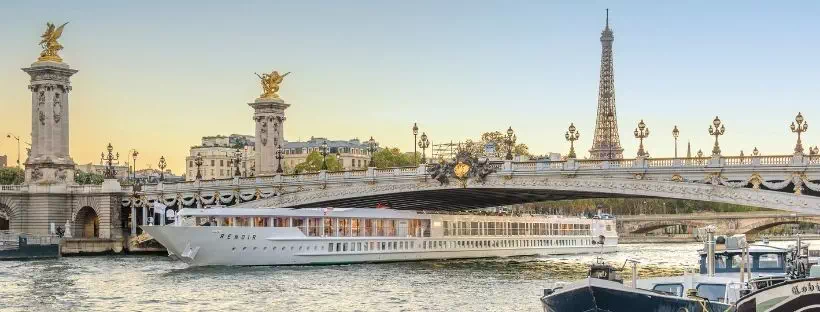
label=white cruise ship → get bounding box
[141,207,618,266]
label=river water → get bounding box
[0,240,808,312]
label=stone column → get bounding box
[249,97,290,175]
[131,205,137,235]
[22,60,78,184]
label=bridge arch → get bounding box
[0,196,20,231]
[237,177,820,214]
[626,220,710,234]
[743,217,820,235]
[73,206,99,238]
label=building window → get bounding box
[211,160,215,166]
[220,160,224,167]
[189,160,193,168]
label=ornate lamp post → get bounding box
[5,133,21,168]
[194,152,203,180]
[320,140,329,170]
[157,156,167,181]
[276,145,284,174]
[790,112,808,154]
[129,149,139,181]
[368,136,376,167]
[708,116,725,156]
[634,120,650,157]
[418,132,430,164]
[672,125,680,158]
[752,147,760,157]
[100,143,120,179]
[412,123,419,165]
[504,126,516,160]
[232,150,242,177]
[564,123,580,159]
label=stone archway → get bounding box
[75,206,99,238]
[0,208,8,231]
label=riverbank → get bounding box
[619,234,820,244]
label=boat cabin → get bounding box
[698,244,789,276]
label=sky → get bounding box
[1,1,819,173]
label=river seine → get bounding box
[0,240,806,312]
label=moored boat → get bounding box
[141,207,618,266]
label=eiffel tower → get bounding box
[589,9,624,160]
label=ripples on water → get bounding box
[0,240,809,312]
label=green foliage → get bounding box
[460,131,530,159]
[293,151,343,173]
[0,167,24,185]
[373,147,417,168]
[74,171,105,185]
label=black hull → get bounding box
[541,278,731,312]
[736,277,820,312]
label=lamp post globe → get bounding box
[158,156,167,181]
[504,126,516,160]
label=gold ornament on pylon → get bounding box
[453,162,471,179]
[38,22,68,63]
[671,174,683,182]
[749,173,763,190]
[255,70,290,99]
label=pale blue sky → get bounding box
[0,1,818,172]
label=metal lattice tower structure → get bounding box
[589,9,624,160]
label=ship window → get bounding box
[758,254,783,269]
[730,254,753,269]
[328,243,333,251]
[392,242,398,250]
[381,242,386,250]
[696,284,727,302]
[343,243,348,252]
[713,255,728,269]
[232,247,236,251]
[307,218,321,236]
[242,247,247,251]
[471,222,479,236]
[364,243,368,251]
[338,219,349,237]
[351,219,361,237]
[653,284,684,297]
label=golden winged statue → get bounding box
[38,22,68,62]
[254,70,290,99]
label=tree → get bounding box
[293,151,343,173]
[461,131,530,159]
[0,167,24,185]
[373,147,416,168]
[74,171,104,185]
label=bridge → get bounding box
[617,211,820,235]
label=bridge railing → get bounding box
[134,153,819,194]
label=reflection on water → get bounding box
[0,240,811,312]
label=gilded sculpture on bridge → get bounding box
[255,70,290,99]
[427,151,495,186]
[38,22,68,63]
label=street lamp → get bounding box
[418,132,430,164]
[100,143,120,179]
[232,150,242,177]
[564,123,580,159]
[634,120,650,157]
[504,126,516,160]
[672,125,680,158]
[752,147,760,157]
[6,133,21,168]
[790,112,808,155]
[128,149,139,181]
[368,136,376,167]
[276,145,284,174]
[194,152,203,180]
[157,156,167,181]
[708,116,725,156]
[320,140,329,170]
[412,123,419,165]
